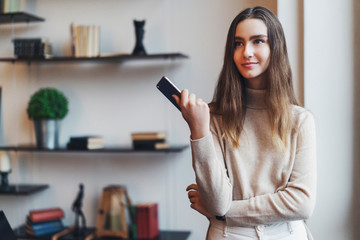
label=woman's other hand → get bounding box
[186,184,212,219]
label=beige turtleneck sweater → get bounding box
[190,88,316,227]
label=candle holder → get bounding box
[0,170,12,191]
[0,151,14,192]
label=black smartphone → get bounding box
[156,76,181,111]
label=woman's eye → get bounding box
[234,41,243,47]
[254,39,265,44]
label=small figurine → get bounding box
[132,20,147,55]
[72,183,86,236]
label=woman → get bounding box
[174,6,316,240]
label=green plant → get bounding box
[27,88,69,120]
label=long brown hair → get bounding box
[210,6,299,149]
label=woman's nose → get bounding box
[243,43,254,58]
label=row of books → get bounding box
[25,207,64,236]
[134,203,159,239]
[23,204,159,238]
[70,23,100,58]
[13,38,52,59]
[66,136,104,150]
[0,0,20,13]
[131,132,169,150]
[65,132,171,150]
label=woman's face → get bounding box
[233,18,270,89]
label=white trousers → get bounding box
[206,219,308,240]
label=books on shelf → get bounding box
[25,219,64,236]
[132,140,169,150]
[135,203,159,239]
[25,207,65,236]
[71,23,100,58]
[1,0,20,13]
[28,207,64,223]
[66,135,104,150]
[13,38,52,59]
[131,132,167,141]
[131,132,169,150]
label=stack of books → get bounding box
[135,203,159,239]
[0,0,20,13]
[131,132,169,150]
[66,136,104,150]
[25,207,64,236]
[70,23,100,58]
[13,38,52,59]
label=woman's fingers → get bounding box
[186,184,198,191]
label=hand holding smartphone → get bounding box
[156,76,181,111]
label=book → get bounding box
[131,132,167,141]
[25,218,64,236]
[136,203,159,239]
[129,205,138,239]
[26,219,63,232]
[67,136,104,150]
[71,24,100,58]
[132,140,169,150]
[28,207,64,223]
[13,38,52,59]
[69,136,104,143]
[25,224,64,236]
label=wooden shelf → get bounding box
[13,226,191,240]
[0,53,189,63]
[0,184,49,195]
[0,145,189,153]
[0,12,44,24]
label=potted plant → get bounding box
[27,88,69,149]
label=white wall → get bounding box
[304,0,357,239]
[0,1,277,240]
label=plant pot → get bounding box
[34,120,60,149]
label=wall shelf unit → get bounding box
[0,145,189,153]
[0,53,189,63]
[14,226,191,240]
[0,184,49,195]
[0,12,44,24]
[1,8,191,239]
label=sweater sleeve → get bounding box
[190,132,233,216]
[225,112,317,227]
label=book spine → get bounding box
[148,203,159,238]
[28,219,63,231]
[0,0,4,13]
[132,139,165,150]
[136,205,145,239]
[26,226,63,236]
[29,208,64,223]
[130,205,137,239]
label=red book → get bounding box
[136,203,159,239]
[29,207,64,223]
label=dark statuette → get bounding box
[72,183,86,236]
[132,20,147,55]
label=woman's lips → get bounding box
[242,62,258,68]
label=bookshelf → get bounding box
[0,9,191,239]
